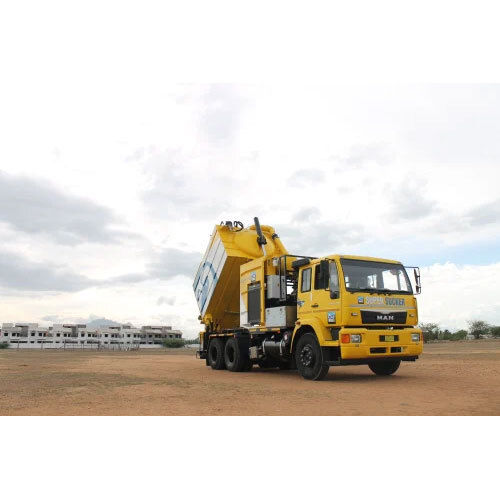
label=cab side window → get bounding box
[329,261,340,299]
[314,263,329,289]
[301,268,312,292]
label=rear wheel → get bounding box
[295,333,329,381]
[368,359,401,376]
[224,337,247,372]
[208,338,226,370]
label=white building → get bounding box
[1,323,183,349]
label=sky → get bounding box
[1,4,500,338]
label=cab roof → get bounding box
[323,254,402,265]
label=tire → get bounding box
[208,338,226,370]
[368,359,401,376]
[295,333,329,381]
[224,337,247,372]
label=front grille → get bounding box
[391,347,402,353]
[361,310,407,324]
[370,347,386,353]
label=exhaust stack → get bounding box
[254,216,267,255]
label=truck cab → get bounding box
[292,255,422,379]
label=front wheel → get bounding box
[368,359,401,376]
[295,333,329,381]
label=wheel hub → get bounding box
[300,345,314,367]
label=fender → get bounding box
[292,317,332,349]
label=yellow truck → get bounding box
[193,218,423,380]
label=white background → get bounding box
[1,1,498,498]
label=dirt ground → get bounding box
[1,340,499,415]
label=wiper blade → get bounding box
[349,287,413,295]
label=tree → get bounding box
[466,320,491,339]
[441,329,453,340]
[419,322,441,343]
[161,338,185,348]
[454,329,467,340]
[490,326,500,338]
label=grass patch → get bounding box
[161,339,185,348]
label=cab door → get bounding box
[297,266,313,319]
[312,260,341,329]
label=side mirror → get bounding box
[328,260,340,299]
[413,268,421,294]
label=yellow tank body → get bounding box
[193,222,287,331]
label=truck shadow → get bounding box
[252,368,410,382]
[323,372,411,382]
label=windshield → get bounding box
[340,259,413,294]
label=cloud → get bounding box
[332,143,394,170]
[403,85,500,164]
[41,315,61,322]
[389,179,438,221]
[198,84,248,145]
[292,207,322,223]
[147,248,202,281]
[140,149,232,221]
[0,244,201,294]
[0,250,98,292]
[287,169,326,187]
[0,170,125,245]
[423,197,500,239]
[419,262,500,330]
[107,272,150,285]
[40,314,122,327]
[104,248,203,286]
[278,216,366,257]
[465,198,500,226]
[157,296,176,306]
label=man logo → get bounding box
[377,315,394,321]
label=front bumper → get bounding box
[338,327,423,360]
[325,355,418,366]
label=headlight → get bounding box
[341,333,362,343]
[411,333,420,342]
